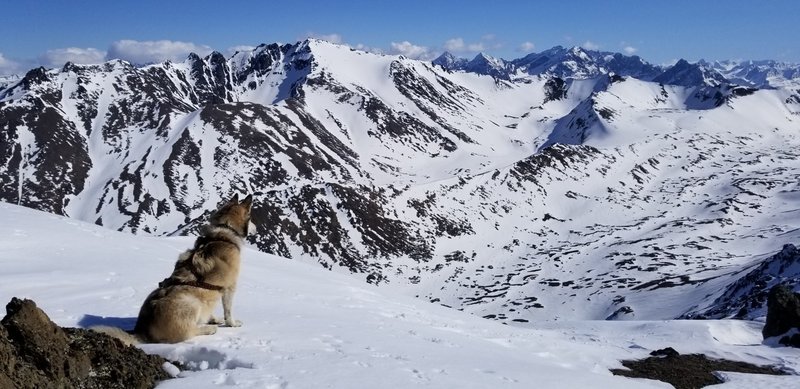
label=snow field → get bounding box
[0,203,798,388]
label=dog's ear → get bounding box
[229,193,240,204]
[241,194,253,209]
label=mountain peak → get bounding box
[569,46,587,53]
[436,51,455,60]
[673,58,691,67]
[463,52,509,79]
[468,52,505,66]
[653,58,728,87]
[186,52,202,62]
[433,51,468,70]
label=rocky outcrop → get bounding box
[611,347,786,389]
[763,285,800,347]
[0,298,170,389]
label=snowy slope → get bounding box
[0,203,798,389]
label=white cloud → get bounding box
[389,41,434,60]
[304,32,343,44]
[581,41,600,50]
[106,40,213,64]
[481,34,503,50]
[622,46,637,55]
[39,47,106,67]
[0,52,21,75]
[300,33,386,55]
[226,45,256,56]
[444,38,465,52]
[319,34,343,44]
[662,58,680,67]
[443,36,499,54]
[467,42,486,52]
[354,43,383,55]
[518,41,536,52]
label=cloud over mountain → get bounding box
[303,32,344,44]
[0,53,21,75]
[106,39,213,64]
[39,47,107,67]
[518,41,536,52]
[390,41,434,60]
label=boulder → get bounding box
[0,297,170,388]
[762,285,800,346]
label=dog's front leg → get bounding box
[222,286,242,327]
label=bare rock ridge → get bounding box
[0,297,170,389]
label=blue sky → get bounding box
[1,0,797,74]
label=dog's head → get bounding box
[210,193,255,237]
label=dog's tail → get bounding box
[90,325,145,346]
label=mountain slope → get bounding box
[1,40,800,322]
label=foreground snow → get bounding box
[0,203,797,388]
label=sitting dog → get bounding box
[94,193,253,344]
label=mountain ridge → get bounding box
[1,38,799,323]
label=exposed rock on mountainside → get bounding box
[685,244,800,320]
[1,39,799,322]
[762,285,800,346]
[0,298,170,389]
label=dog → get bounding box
[94,193,254,344]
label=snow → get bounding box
[1,202,798,388]
[712,372,800,389]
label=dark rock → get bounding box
[650,347,679,357]
[611,349,787,389]
[779,333,800,347]
[0,298,170,389]
[543,77,567,102]
[605,306,634,320]
[763,284,800,341]
[21,67,49,89]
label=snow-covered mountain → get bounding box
[432,51,468,71]
[704,59,800,89]
[653,59,727,87]
[435,46,664,81]
[1,39,799,323]
[0,74,19,90]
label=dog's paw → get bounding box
[225,319,243,327]
[207,316,223,325]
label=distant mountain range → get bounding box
[1,39,799,322]
[433,45,800,89]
